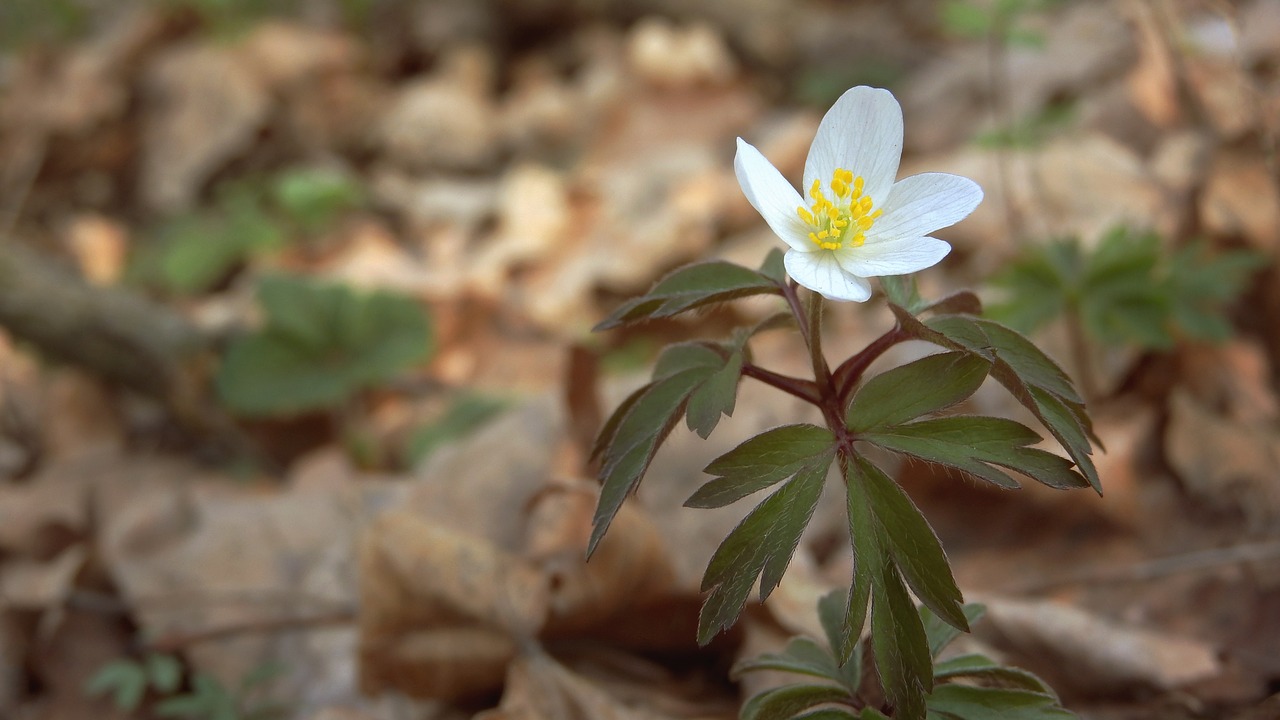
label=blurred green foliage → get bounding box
[87,654,287,720]
[988,227,1265,349]
[974,100,1075,149]
[939,0,1063,47]
[0,0,92,50]
[407,393,509,467]
[216,275,433,417]
[131,168,364,295]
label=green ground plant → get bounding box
[590,251,1092,719]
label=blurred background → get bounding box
[0,0,1278,718]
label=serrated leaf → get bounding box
[870,562,931,720]
[591,383,652,462]
[686,350,744,438]
[1028,388,1100,492]
[933,654,1056,696]
[698,460,829,643]
[927,317,1081,405]
[741,684,854,720]
[733,637,843,683]
[594,261,783,330]
[688,424,836,508]
[653,341,724,380]
[921,604,986,658]
[591,367,711,556]
[854,456,967,632]
[818,589,863,692]
[860,416,1088,491]
[839,460,879,665]
[847,351,990,431]
[926,684,1074,719]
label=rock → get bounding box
[139,42,270,212]
[378,47,500,172]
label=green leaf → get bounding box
[590,367,711,556]
[407,393,508,466]
[85,660,147,712]
[881,275,927,314]
[861,416,1088,491]
[793,710,863,720]
[741,684,854,720]
[927,317,1081,405]
[652,341,724,380]
[216,278,433,417]
[761,247,787,284]
[733,637,844,683]
[870,562,932,720]
[145,653,184,693]
[1028,388,1100,492]
[933,654,1056,695]
[921,604,987,658]
[839,460,880,665]
[924,291,983,317]
[854,456,967,632]
[594,261,783,330]
[939,0,993,37]
[847,351,990,431]
[1167,242,1264,343]
[698,460,829,644]
[818,590,863,692]
[591,382,652,462]
[273,166,364,233]
[686,349,744,438]
[926,684,1074,719]
[688,424,836,508]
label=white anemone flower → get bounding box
[735,86,983,302]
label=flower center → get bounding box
[796,168,883,251]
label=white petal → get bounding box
[803,86,903,209]
[735,138,810,251]
[869,173,983,242]
[784,249,873,302]
[834,236,951,278]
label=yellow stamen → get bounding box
[796,167,882,251]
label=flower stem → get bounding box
[741,363,822,404]
[832,325,910,408]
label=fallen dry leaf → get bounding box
[974,596,1223,698]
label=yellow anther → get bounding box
[799,169,880,251]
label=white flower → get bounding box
[735,86,983,302]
